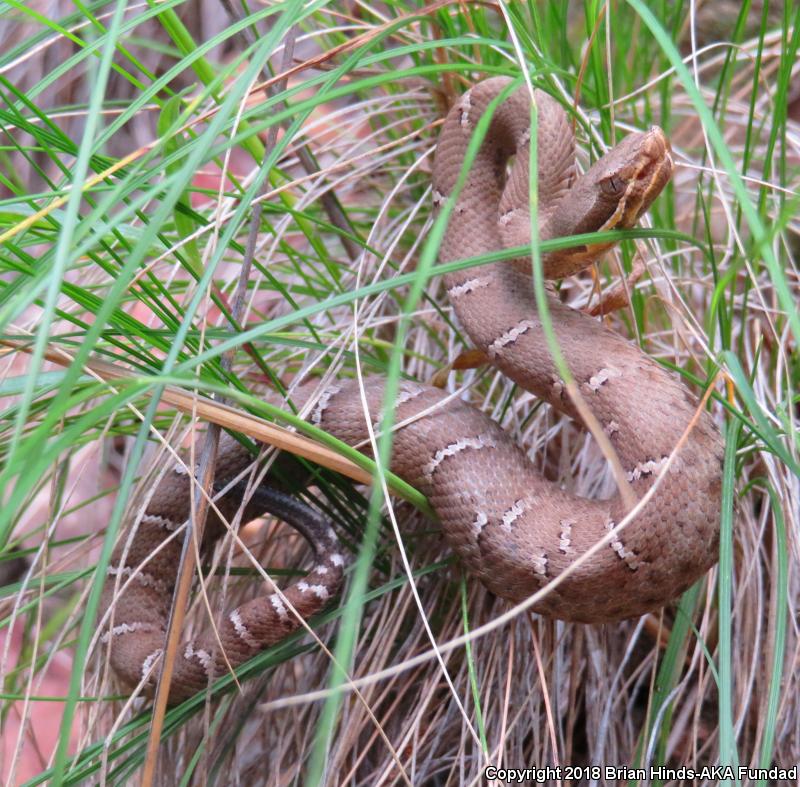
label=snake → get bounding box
[100,77,724,704]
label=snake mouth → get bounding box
[637,127,674,204]
[626,127,674,223]
[596,126,674,232]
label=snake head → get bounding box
[590,126,674,231]
[551,126,674,235]
[536,126,673,279]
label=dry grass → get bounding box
[0,1,798,785]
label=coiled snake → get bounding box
[101,77,723,704]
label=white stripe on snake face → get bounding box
[229,608,260,649]
[100,621,160,644]
[311,383,343,426]
[586,367,622,391]
[558,519,575,555]
[432,189,446,207]
[184,643,214,677]
[270,593,289,621]
[627,456,669,482]
[488,319,539,358]
[519,126,531,146]
[424,433,497,481]
[500,499,526,532]
[606,519,640,571]
[447,277,490,299]
[459,92,472,128]
[142,513,181,531]
[107,565,170,595]
[141,648,163,681]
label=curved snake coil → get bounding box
[101,77,723,704]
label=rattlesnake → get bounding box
[100,77,723,704]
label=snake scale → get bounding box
[101,77,724,704]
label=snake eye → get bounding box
[600,175,625,196]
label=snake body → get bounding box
[101,78,723,703]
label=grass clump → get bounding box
[0,2,797,784]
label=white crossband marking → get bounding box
[501,499,526,532]
[298,580,330,600]
[397,382,426,405]
[424,433,497,480]
[184,643,214,677]
[532,552,548,576]
[100,621,160,643]
[107,565,170,595]
[606,519,640,571]
[558,519,575,554]
[499,209,519,226]
[269,593,289,621]
[142,513,181,531]
[587,367,622,391]
[471,511,488,538]
[488,320,539,358]
[459,92,472,128]
[229,608,260,649]
[447,277,490,298]
[141,649,163,681]
[604,420,620,436]
[627,456,669,482]
[311,384,342,426]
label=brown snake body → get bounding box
[101,78,723,704]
